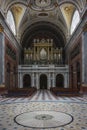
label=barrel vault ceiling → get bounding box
[0,0,86,46]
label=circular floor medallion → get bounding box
[35,114,53,120]
[14,111,73,129]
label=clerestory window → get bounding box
[71,10,80,34]
[7,10,16,35]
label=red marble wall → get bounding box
[69,36,82,93]
[5,35,18,89]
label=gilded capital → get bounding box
[0,24,4,32]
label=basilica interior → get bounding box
[0,0,87,130]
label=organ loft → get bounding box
[24,38,63,65]
[1,0,86,94]
[18,38,68,89]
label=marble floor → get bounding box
[0,90,87,130]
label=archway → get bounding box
[23,74,31,88]
[40,74,47,89]
[56,74,64,88]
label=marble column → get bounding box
[36,73,39,89]
[0,25,5,87]
[18,72,20,88]
[82,29,87,84]
[64,73,68,88]
[52,73,55,87]
[48,73,51,89]
[19,73,23,88]
[32,73,34,87]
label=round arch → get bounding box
[23,74,31,88]
[21,21,66,47]
[56,74,64,88]
[20,21,66,64]
[40,74,47,89]
[5,2,27,13]
[59,1,82,12]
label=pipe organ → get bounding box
[24,39,63,64]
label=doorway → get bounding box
[56,74,64,88]
[23,74,31,88]
[40,74,47,89]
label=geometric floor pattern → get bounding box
[0,90,87,104]
[0,90,87,130]
[14,111,73,129]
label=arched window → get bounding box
[71,10,80,34]
[7,10,16,35]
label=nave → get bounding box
[0,90,87,103]
[0,90,87,130]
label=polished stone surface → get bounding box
[0,101,87,130]
[35,114,53,120]
[0,91,87,130]
[14,111,73,128]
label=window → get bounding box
[7,10,16,35]
[71,10,80,34]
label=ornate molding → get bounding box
[29,0,55,11]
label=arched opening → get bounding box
[40,74,47,89]
[21,22,65,65]
[56,74,64,88]
[23,74,31,88]
[76,62,80,90]
[6,63,11,88]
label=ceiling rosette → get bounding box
[29,0,57,11]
